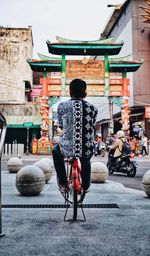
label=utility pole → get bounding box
[108,98,114,134]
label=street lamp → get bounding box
[26,127,30,155]
[23,122,33,155]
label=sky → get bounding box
[0,0,125,58]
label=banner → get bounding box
[66,60,104,79]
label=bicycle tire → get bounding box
[73,189,78,221]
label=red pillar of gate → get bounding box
[121,77,130,133]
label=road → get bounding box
[92,155,150,190]
[1,155,150,191]
[1,156,150,256]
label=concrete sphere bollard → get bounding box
[41,158,54,170]
[41,158,52,166]
[91,162,108,183]
[34,160,53,183]
[7,157,23,173]
[16,165,45,196]
[142,170,150,198]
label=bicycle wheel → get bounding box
[73,188,78,221]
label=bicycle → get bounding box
[63,157,86,221]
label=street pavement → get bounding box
[0,154,150,256]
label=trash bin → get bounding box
[0,112,7,237]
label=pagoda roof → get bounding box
[56,35,114,44]
[46,39,124,56]
[38,52,61,61]
[27,59,61,72]
[108,60,143,72]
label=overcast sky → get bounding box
[0,0,125,58]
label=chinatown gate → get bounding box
[28,36,142,154]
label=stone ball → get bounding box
[16,165,45,196]
[7,157,23,173]
[142,170,150,198]
[41,158,52,165]
[34,160,53,183]
[91,162,108,183]
[40,158,54,170]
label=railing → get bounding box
[2,143,24,159]
[0,112,7,237]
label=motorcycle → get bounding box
[107,150,137,177]
[94,142,106,157]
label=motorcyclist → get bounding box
[109,130,126,165]
[94,134,103,156]
[106,133,115,146]
[107,130,137,177]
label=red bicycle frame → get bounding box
[71,158,81,193]
[64,157,86,221]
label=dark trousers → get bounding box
[52,144,91,190]
[141,146,148,155]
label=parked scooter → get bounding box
[94,142,106,157]
[107,150,137,177]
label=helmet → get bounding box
[97,133,102,137]
[116,130,125,138]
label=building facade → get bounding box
[0,27,41,153]
[98,0,150,138]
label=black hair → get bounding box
[69,78,87,99]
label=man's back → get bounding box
[58,99,98,158]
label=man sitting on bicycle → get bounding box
[52,78,98,195]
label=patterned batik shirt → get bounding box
[57,99,98,158]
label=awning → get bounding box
[7,124,40,128]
